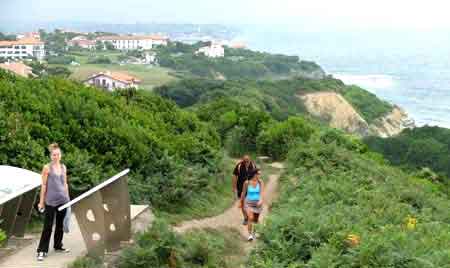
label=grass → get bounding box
[183,228,247,268]
[50,50,177,90]
[66,64,177,90]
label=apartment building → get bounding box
[0,38,45,61]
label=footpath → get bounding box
[174,162,284,240]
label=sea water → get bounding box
[237,27,450,128]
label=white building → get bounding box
[96,35,168,50]
[84,71,141,91]
[0,38,45,61]
[196,43,225,58]
[67,37,96,50]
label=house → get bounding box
[84,71,141,91]
[196,42,225,58]
[0,38,45,61]
[230,42,247,49]
[67,36,96,50]
[96,35,168,50]
[0,61,35,77]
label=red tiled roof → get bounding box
[96,35,168,41]
[0,38,44,46]
[0,62,34,77]
[87,71,141,84]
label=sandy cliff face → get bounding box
[369,106,415,137]
[300,92,414,137]
[299,92,370,135]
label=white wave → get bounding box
[333,74,395,89]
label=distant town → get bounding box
[0,27,247,90]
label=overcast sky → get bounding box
[2,0,450,30]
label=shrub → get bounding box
[257,116,315,160]
[46,55,76,65]
[119,220,240,268]
[87,55,112,64]
[0,69,221,211]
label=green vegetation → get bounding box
[248,133,450,267]
[155,77,393,123]
[0,69,222,214]
[339,85,393,123]
[67,64,176,90]
[46,55,76,65]
[365,126,450,187]
[155,41,325,80]
[69,256,103,268]
[193,97,272,156]
[156,152,235,224]
[0,32,17,41]
[119,220,244,268]
[86,55,112,64]
[0,229,6,245]
[256,116,316,160]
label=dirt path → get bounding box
[174,162,284,239]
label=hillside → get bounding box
[247,136,450,267]
[0,65,449,268]
[154,42,326,80]
[365,126,450,189]
[0,69,224,213]
[155,77,413,137]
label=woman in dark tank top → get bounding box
[36,143,70,261]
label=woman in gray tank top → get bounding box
[36,143,70,261]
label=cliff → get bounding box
[368,106,415,137]
[299,92,414,137]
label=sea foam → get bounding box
[333,74,395,90]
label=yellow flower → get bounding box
[406,216,417,230]
[346,234,361,247]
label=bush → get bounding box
[119,220,240,268]
[0,69,221,211]
[257,116,315,160]
[0,229,6,245]
[46,55,76,65]
[87,55,112,64]
[365,126,450,185]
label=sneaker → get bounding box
[247,234,254,241]
[242,219,248,225]
[37,252,45,261]
[54,247,70,253]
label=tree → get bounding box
[0,32,16,41]
[104,41,115,51]
[95,41,104,51]
[46,66,72,78]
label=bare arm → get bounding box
[39,165,49,209]
[63,165,69,198]
[258,179,265,206]
[232,175,237,192]
[240,181,248,204]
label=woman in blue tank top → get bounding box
[36,143,70,261]
[240,168,264,241]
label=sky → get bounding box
[2,0,450,30]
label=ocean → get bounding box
[236,27,450,128]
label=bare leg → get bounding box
[241,199,247,220]
[246,210,254,235]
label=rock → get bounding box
[299,92,370,136]
[299,92,414,138]
[368,106,415,137]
